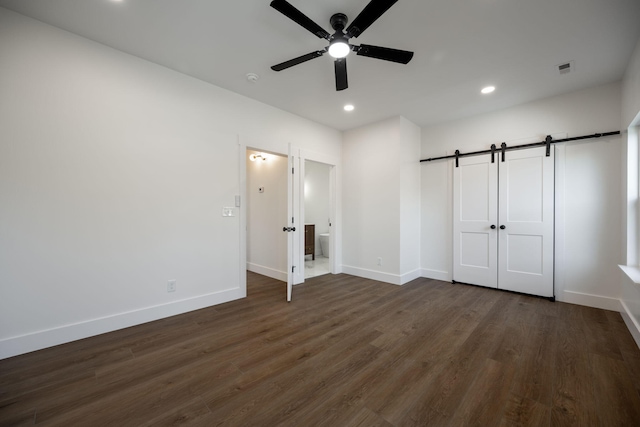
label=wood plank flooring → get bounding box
[2,272,640,426]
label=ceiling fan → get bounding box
[269,0,414,91]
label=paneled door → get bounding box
[498,147,554,297]
[453,146,554,297]
[453,154,498,288]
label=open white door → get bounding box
[453,154,498,288]
[286,145,302,301]
[498,146,554,297]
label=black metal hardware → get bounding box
[283,227,288,232]
[283,227,297,232]
[545,135,552,157]
[291,227,296,232]
[500,225,506,230]
[419,131,621,163]
[490,225,496,229]
[455,149,460,168]
[501,142,507,162]
[490,144,496,163]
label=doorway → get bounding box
[303,160,332,278]
[241,143,339,301]
[245,149,288,286]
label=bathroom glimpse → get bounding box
[304,160,331,278]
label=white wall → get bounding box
[342,116,421,284]
[620,36,640,346]
[304,160,331,256]
[399,117,422,281]
[623,38,640,130]
[421,82,623,309]
[246,151,288,281]
[343,117,400,281]
[0,8,341,359]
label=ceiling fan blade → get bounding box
[356,44,414,64]
[270,0,331,40]
[345,0,397,38]
[271,50,326,71]
[335,58,348,91]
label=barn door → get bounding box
[498,147,554,297]
[453,154,498,288]
[453,146,555,298]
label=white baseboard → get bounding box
[247,262,287,282]
[0,287,244,360]
[420,268,452,282]
[621,300,640,349]
[558,290,623,312]
[400,269,422,285]
[341,265,402,285]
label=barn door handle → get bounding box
[500,225,506,230]
[490,225,496,229]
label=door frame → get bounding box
[297,149,340,284]
[239,140,290,300]
[293,151,339,285]
[239,138,341,301]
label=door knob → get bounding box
[490,225,496,229]
[500,225,506,230]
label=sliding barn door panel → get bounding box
[453,155,498,288]
[453,146,554,298]
[498,147,554,297]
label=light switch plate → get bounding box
[222,207,235,217]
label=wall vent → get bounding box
[557,61,575,75]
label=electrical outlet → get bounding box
[377,257,382,266]
[167,280,176,292]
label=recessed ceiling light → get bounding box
[344,104,354,111]
[481,86,496,94]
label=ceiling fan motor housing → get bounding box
[330,13,348,32]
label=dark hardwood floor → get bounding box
[2,272,640,426]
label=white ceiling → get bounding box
[1,0,639,131]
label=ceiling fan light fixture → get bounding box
[328,39,350,58]
[269,0,414,91]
